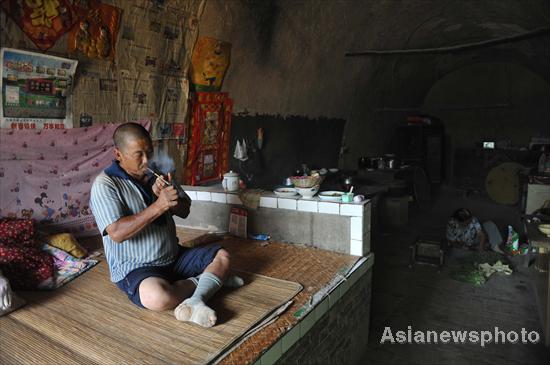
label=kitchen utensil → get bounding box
[222,171,240,192]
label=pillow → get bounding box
[0,218,38,248]
[0,292,26,317]
[48,233,88,258]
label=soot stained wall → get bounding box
[199,0,550,171]
[228,115,345,189]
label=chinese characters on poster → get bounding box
[1,48,78,129]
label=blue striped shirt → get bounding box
[90,169,179,282]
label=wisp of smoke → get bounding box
[150,149,175,175]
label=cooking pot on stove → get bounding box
[358,156,382,170]
[384,154,401,169]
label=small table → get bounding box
[526,222,550,346]
[527,222,550,251]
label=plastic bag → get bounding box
[505,225,519,254]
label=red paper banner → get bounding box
[67,0,120,61]
[1,0,78,51]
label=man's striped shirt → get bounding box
[90,168,179,282]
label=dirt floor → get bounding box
[359,185,550,365]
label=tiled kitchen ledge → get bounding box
[181,184,369,217]
[253,254,374,365]
[178,184,371,256]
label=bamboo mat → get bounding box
[1,231,360,365]
[1,260,301,365]
[215,238,360,365]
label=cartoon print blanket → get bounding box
[38,243,98,290]
[0,122,149,236]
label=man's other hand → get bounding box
[152,176,167,197]
[155,185,179,212]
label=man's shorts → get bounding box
[116,243,221,308]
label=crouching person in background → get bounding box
[446,208,504,253]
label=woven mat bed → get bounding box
[211,237,360,365]
[2,262,301,365]
[1,230,360,365]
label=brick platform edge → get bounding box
[254,255,374,365]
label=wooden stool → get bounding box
[409,238,444,271]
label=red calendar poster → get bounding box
[185,92,232,185]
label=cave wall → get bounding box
[3,0,548,178]
[1,0,205,180]
[199,0,550,171]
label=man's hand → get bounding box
[105,177,178,243]
[151,172,190,218]
[152,175,167,197]
[154,184,179,212]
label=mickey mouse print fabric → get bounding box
[0,121,150,236]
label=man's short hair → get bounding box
[113,123,151,150]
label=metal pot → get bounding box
[370,157,383,169]
[358,156,381,170]
[384,154,400,169]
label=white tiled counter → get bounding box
[174,184,371,256]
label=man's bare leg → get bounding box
[139,277,196,311]
[174,249,231,327]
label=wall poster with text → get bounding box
[1,48,78,129]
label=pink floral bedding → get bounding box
[0,122,149,236]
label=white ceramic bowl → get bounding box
[274,187,298,198]
[318,191,345,202]
[296,186,319,199]
[539,224,550,237]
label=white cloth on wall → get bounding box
[233,139,248,161]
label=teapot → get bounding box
[222,171,240,192]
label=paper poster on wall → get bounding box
[1,0,78,51]
[67,0,121,61]
[0,48,78,129]
[190,37,231,91]
[172,122,186,139]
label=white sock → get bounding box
[224,275,244,288]
[174,272,222,327]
